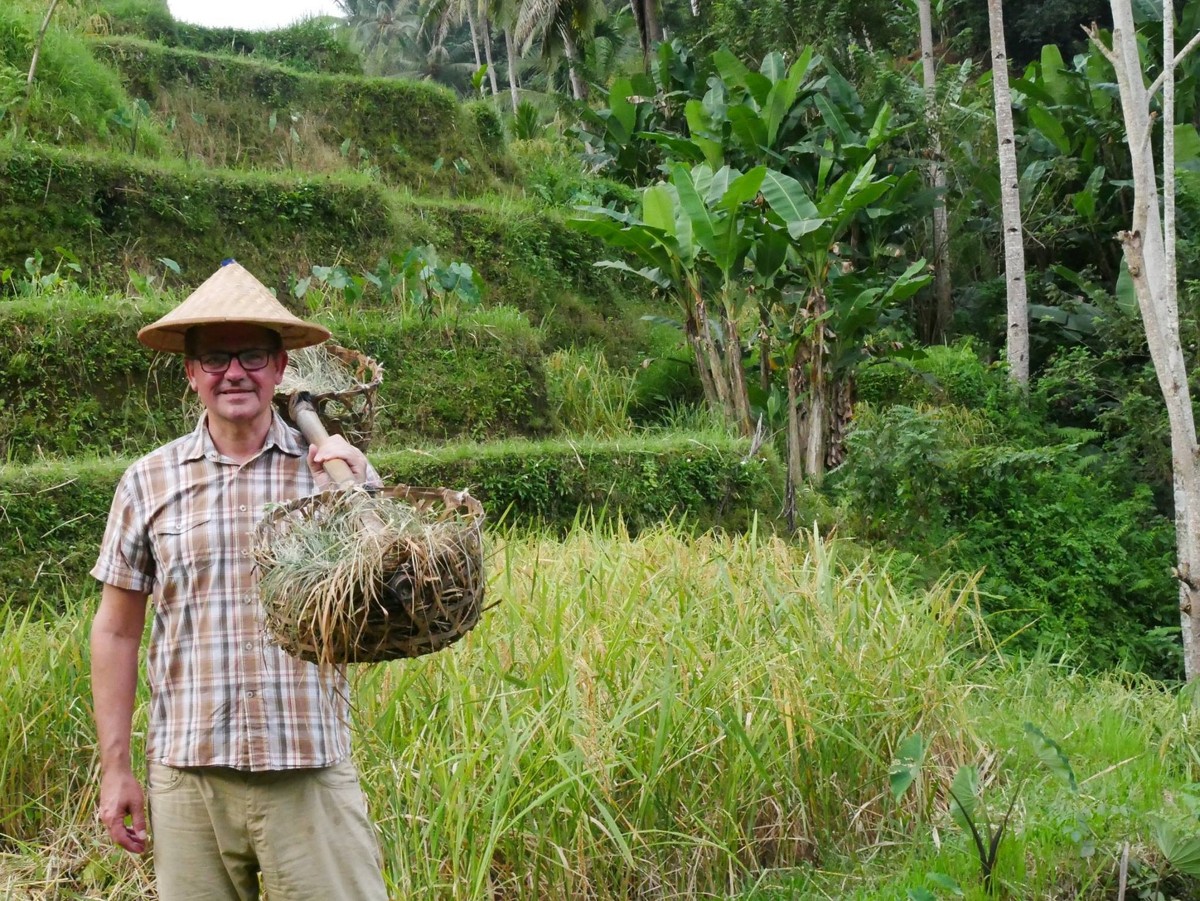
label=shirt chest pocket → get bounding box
[152,514,215,597]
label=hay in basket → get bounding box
[255,484,486,665]
[274,343,383,450]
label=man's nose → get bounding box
[224,356,250,377]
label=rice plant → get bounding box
[1,528,1196,898]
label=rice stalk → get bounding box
[278,344,365,396]
[256,489,483,665]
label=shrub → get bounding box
[0,293,552,460]
[91,37,506,191]
[831,402,1178,676]
[0,435,782,601]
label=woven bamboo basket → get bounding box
[255,484,486,664]
[273,343,383,451]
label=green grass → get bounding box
[2,526,1196,898]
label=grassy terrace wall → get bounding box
[0,296,550,460]
[0,437,781,600]
[0,145,638,348]
[90,37,510,192]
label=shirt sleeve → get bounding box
[90,468,155,593]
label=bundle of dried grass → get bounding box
[255,485,485,665]
[274,343,383,450]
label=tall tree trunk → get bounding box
[481,15,500,96]
[505,27,520,113]
[785,359,804,532]
[1091,1,1200,677]
[918,0,953,341]
[721,305,753,436]
[630,0,663,65]
[986,0,1029,386]
[562,28,588,100]
[683,295,722,414]
[467,6,483,70]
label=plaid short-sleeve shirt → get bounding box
[92,412,353,771]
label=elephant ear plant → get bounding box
[889,724,1081,897]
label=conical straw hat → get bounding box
[138,260,331,353]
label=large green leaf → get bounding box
[815,93,854,145]
[1028,104,1071,155]
[1024,723,1078,793]
[636,131,706,162]
[713,49,753,94]
[642,184,676,236]
[607,77,637,143]
[594,259,671,289]
[865,101,893,153]
[1176,124,1200,170]
[751,225,789,283]
[671,163,717,260]
[1040,45,1069,104]
[889,732,927,801]
[728,105,768,155]
[718,166,767,210]
[760,169,822,240]
[1153,818,1200,877]
[1116,259,1138,316]
[1070,166,1105,221]
[767,47,816,149]
[706,166,734,207]
[948,765,980,831]
[760,51,786,83]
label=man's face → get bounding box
[184,324,287,428]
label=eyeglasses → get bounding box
[192,348,276,374]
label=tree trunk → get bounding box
[505,27,520,113]
[721,305,753,436]
[1093,0,1200,677]
[481,15,500,97]
[683,300,722,414]
[785,359,804,532]
[986,0,1029,386]
[562,29,588,100]
[799,288,830,487]
[467,6,483,70]
[918,0,953,341]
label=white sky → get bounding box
[168,1,345,31]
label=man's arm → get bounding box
[91,583,149,855]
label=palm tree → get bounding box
[337,0,422,75]
[514,0,606,100]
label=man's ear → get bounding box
[184,357,198,392]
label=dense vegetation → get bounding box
[3,0,1200,896]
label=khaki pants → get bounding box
[147,759,388,901]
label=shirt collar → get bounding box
[180,409,306,462]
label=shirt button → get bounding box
[241,549,249,556]
[239,505,247,512]
[246,690,257,698]
[244,642,253,651]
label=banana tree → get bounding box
[571,162,768,435]
[761,156,929,521]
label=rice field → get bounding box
[1,525,1195,899]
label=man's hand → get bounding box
[99,767,148,854]
[307,434,370,490]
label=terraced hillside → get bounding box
[0,0,780,603]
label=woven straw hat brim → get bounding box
[138,262,331,353]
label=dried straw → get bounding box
[255,486,485,665]
[279,344,363,396]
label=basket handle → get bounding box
[288,392,361,489]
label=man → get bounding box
[90,260,389,901]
